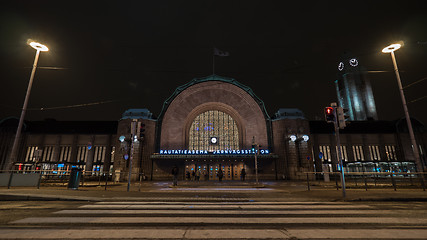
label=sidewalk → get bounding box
[0,180,426,202]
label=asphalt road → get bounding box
[1,181,427,239]
[1,200,427,239]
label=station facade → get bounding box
[113,75,312,181]
[0,75,426,181]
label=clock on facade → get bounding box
[210,137,218,144]
[338,62,344,71]
[349,58,358,67]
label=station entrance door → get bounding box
[185,160,246,181]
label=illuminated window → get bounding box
[77,146,88,163]
[352,145,364,161]
[41,146,55,162]
[336,145,348,162]
[59,146,72,162]
[188,110,239,151]
[94,146,106,163]
[319,145,331,162]
[368,145,381,161]
[385,145,397,161]
[24,146,39,162]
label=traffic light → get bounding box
[337,107,349,129]
[138,122,145,140]
[324,107,336,123]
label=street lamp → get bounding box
[382,43,424,172]
[7,41,49,170]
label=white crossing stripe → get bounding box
[12,216,427,224]
[94,201,357,205]
[1,229,427,239]
[7,201,427,239]
[55,209,400,215]
[286,229,427,239]
[79,204,373,209]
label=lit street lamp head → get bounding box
[382,43,401,53]
[29,41,49,52]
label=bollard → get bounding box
[419,173,425,191]
[7,171,14,189]
[104,172,108,191]
[81,173,85,187]
[306,173,310,191]
[98,173,102,186]
[390,173,397,191]
[37,172,42,189]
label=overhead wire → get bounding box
[0,99,125,111]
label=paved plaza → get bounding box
[1,181,427,239]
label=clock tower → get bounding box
[335,54,378,121]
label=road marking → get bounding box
[1,228,427,239]
[158,187,275,191]
[79,204,372,210]
[0,229,286,239]
[12,216,427,224]
[94,201,361,205]
[286,229,427,239]
[55,209,398,215]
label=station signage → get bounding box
[159,149,270,155]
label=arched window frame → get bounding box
[188,110,240,151]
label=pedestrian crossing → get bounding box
[3,200,427,239]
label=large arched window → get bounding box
[188,110,239,151]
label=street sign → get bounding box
[124,154,129,160]
[319,152,323,159]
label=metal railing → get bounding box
[304,171,426,191]
[0,170,148,191]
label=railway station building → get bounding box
[0,75,425,181]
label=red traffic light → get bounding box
[324,107,336,123]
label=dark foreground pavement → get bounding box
[1,181,427,239]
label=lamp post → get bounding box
[252,136,259,185]
[7,42,49,170]
[382,43,424,172]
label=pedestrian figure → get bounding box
[240,168,246,181]
[195,169,201,181]
[171,166,179,186]
[186,171,190,181]
[191,170,195,181]
[217,168,223,182]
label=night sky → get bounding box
[1,1,426,124]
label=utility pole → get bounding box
[127,120,137,192]
[325,103,346,198]
[252,136,259,185]
[331,103,346,198]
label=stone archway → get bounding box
[159,77,269,150]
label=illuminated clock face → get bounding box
[338,62,344,71]
[349,58,358,67]
[210,137,218,144]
